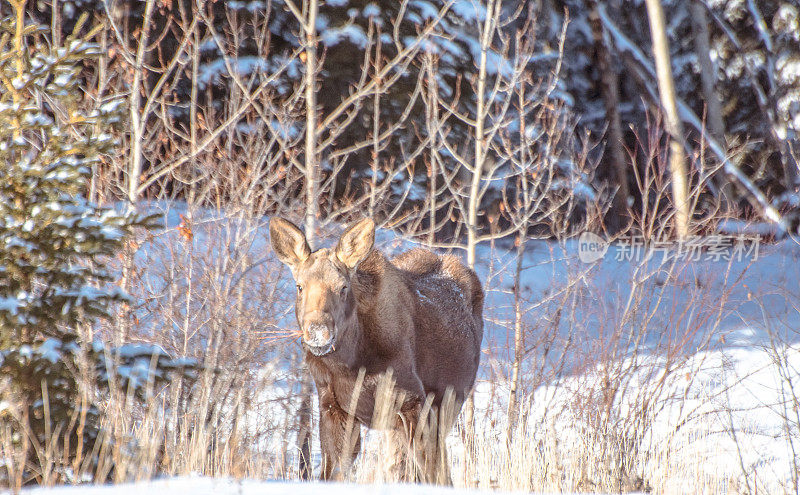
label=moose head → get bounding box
[269,217,375,356]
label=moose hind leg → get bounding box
[392,395,451,485]
[387,397,425,483]
[319,390,362,481]
[415,404,455,486]
[432,407,454,486]
[408,389,458,485]
[432,389,460,486]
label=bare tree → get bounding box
[440,0,506,448]
[644,0,690,238]
[282,0,320,478]
[588,0,629,232]
[597,4,790,234]
[690,0,734,207]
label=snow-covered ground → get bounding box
[22,476,621,495]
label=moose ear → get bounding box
[336,218,375,270]
[270,217,311,268]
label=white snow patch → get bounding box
[363,3,380,17]
[321,25,369,49]
[21,477,557,495]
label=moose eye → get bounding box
[339,285,348,296]
[296,284,303,294]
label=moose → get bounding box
[269,217,484,484]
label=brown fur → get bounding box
[269,218,484,484]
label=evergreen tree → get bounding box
[0,14,140,345]
[0,5,178,485]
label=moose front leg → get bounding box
[318,388,362,481]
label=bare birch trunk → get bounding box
[127,0,155,206]
[369,32,382,218]
[644,0,690,239]
[467,0,497,269]
[299,0,319,480]
[188,2,201,206]
[303,0,319,249]
[506,74,534,440]
[424,52,439,246]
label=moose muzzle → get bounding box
[302,312,336,356]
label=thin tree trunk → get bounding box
[690,2,724,143]
[299,0,319,480]
[90,27,108,203]
[467,0,498,267]
[589,0,629,232]
[188,2,200,206]
[425,52,439,246]
[644,0,690,239]
[507,76,532,441]
[128,0,155,206]
[506,233,524,440]
[116,0,155,348]
[297,372,313,480]
[9,0,26,139]
[690,0,734,207]
[303,0,319,248]
[463,0,501,472]
[369,32,382,218]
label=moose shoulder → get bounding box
[269,217,484,484]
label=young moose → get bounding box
[270,217,484,484]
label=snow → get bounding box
[37,338,64,363]
[227,0,264,12]
[22,477,586,495]
[99,99,124,113]
[321,25,369,49]
[0,296,21,315]
[315,14,330,31]
[363,4,380,18]
[115,343,169,359]
[716,219,782,236]
[52,73,72,87]
[197,57,271,88]
[412,0,439,20]
[451,0,486,22]
[776,54,800,85]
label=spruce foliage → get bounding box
[0,12,145,345]
[0,6,186,485]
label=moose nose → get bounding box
[304,322,332,346]
[303,310,334,347]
